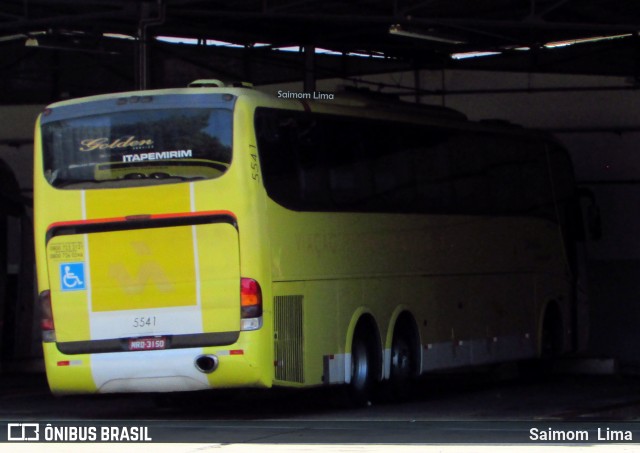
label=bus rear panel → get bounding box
[36,91,269,394]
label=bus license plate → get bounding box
[129,337,166,351]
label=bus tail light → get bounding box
[241,278,263,331]
[40,290,56,342]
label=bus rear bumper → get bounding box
[43,343,270,395]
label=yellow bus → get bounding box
[34,82,584,401]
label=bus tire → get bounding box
[520,302,565,380]
[389,317,419,401]
[348,329,375,406]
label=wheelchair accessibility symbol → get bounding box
[60,262,86,291]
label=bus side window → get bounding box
[255,110,304,208]
[295,116,333,208]
[448,134,490,215]
[326,119,377,210]
[371,148,415,212]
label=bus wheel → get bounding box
[520,303,564,380]
[390,331,415,400]
[349,333,374,406]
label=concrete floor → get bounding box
[2,363,640,421]
[2,361,640,449]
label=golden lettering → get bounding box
[79,136,154,152]
[79,138,108,152]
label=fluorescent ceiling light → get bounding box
[103,33,135,41]
[450,33,630,61]
[0,31,46,43]
[544,33,632,49]
[451,51,501,60]
[389,24,466,45]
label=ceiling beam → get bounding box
[170,9,640,35]
[0,9,133,33]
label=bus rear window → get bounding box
[42,108,233,189]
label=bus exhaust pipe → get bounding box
[195,355,219,374]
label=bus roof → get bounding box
[43,85,555,143]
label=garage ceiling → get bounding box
[2,0,640,104]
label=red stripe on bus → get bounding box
[47,210,237,232]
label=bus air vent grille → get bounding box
[274,295,304,383]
